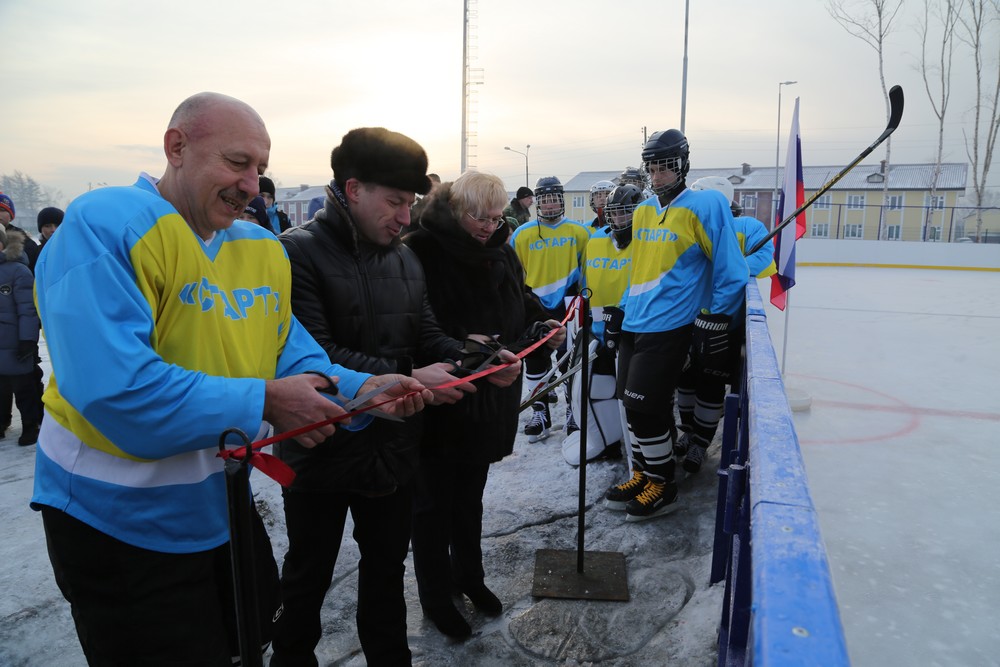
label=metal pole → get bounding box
[680,0,689,133]
[505,146,530,187]
[773,81,797,230]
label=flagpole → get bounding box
[770,97,811,412]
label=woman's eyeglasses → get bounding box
[466,212,505,228]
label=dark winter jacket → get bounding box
[5,225,39,273]
[404,183,548,464]
[0,231,40,375]
[502,198,532,227]
[277,184,462,495]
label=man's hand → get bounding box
[543,319,567,350]
[412,362,477,405]
[263,374,347,448]
[356,374,433,418]
[485,349,522,388]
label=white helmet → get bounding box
[589,180,615,213]
[690,176,735,204]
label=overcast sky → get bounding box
[2,0,994,204]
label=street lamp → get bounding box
[773,81,797,230]
[504,144,530,187]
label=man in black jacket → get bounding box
[271,128,501,667]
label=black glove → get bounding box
[691,313,731,378]
[602,307,624,353]
[16,340,38,363]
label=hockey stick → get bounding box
[519,349,598,412]
[747,85,905,256]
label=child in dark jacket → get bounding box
[0,227,43,445]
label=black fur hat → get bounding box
[37,206,64,233]
[330,127,431,195]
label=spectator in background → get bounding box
[258,175,291,234]
[37,207,64,250]
[306,195,324,224]
[409,172,441,227]
[502,186,534,227]
[0,225,43,446]
[239,196,274,233]
[0,193,40,271]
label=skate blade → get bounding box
[624,501,682,523]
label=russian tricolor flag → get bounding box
[770,98,806,311]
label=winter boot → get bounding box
[605,469,647,511]
[524,403,551,443]
[625,479,680,522]
[18,424,40,447]
[422,601,471,639]
[461,583,502,616]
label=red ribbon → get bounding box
[218,297,582,485]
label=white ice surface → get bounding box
[762,268,1000,667]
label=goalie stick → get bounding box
[747,84,905,256]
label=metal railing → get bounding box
[712,281,849,666]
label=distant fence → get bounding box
[712,281,849,666]
[796,203,999,244]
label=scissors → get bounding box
[306,371,405,422]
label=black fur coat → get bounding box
[404,184,546,463]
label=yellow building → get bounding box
[563,162,985,242]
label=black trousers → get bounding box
[271,486,413,667]
[410,457,490,609]
[616,328,693,481]
[0,368,44,428]
[41,504,280,666]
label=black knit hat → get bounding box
[244,196,270,229]
[330,127,431,195]
[258,176,276,198]
[37,207,64,233]
[516,186,533,200]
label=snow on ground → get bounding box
[0,340,723,666]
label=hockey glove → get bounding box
[691,313,731,378]
[602,307,624,353]
[16,340,37,363]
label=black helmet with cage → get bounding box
[534,176,565,222]
[604,184,643,248]
[641,129,690,199]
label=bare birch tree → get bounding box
[956,0,1000,242]
[917,0,959,240]
[827,0,904,239]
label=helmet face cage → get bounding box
[536,192,565,221]
[731,201,744,217]
[618,168,645,189]
[605,184,643,234]
[644,156,687,196]
[589,181,615,212]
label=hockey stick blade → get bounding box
[747,85,905,256]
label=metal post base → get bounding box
[531,549,629,601]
